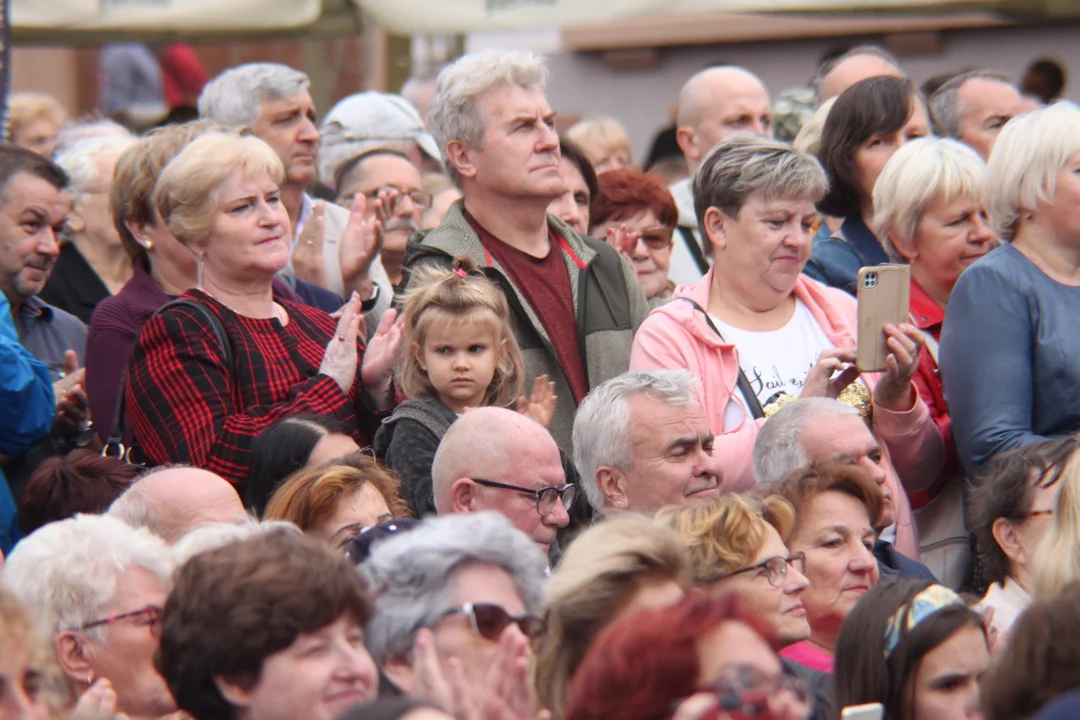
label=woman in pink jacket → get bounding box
[630,135,943,559]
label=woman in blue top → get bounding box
[940,101,1080,472]
[805,76,931,295]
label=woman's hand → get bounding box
[873,323,924,412]
[517,376,557,428]
[360,308,405,409]
[670,694,720,720]
[70,678,125,720]
[319,293,362,394]
[605,224,640,257]
[409,627,549,720]
[54,349,90,436]
[799,347,861,400]
[340,193,384,300]
[292,201,332,289]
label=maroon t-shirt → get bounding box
[465,211,588,404]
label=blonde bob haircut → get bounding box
[8,91,67,138]
[792,97,836,157]
[264,462,411,534]
[536,515,691,720]
[153,131,285,250]
[398,257,525,408]
[657,493,796,586]
[982,101,1080,242]
[1033,446,1080,598]
[872,136,987,263]
[566,118,634,167]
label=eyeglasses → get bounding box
[638,228,675,250]
[354,186,433,210]
[714,552,806,588]
[71,605,164,637]
[470,478,577,516]
[440,602,546,648]
[343,517,421,564]
[699,665,810,716]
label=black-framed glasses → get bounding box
[440,602,546,648]
[470,478,577,516]
[714,553,806,588]
[343,517,421,565]
[71,605,164,637]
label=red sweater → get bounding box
[126,289,378,489]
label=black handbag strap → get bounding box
[676,297,766,420]
[103,298,234,463]
[677,226,712,276]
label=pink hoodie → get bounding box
[630,270,944,559]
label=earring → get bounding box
[144,239,154,251]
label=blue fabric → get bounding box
[1032,691,1080,720]
[802,216,890,296]
[292,279,345,314]
[0,293,55,553]
[875,540,938,582]
[940,243,1080,472]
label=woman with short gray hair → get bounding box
[941,101,1080,473]
[631,134,943,559]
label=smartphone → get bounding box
[841,703,885,720]
[856,265,910,373]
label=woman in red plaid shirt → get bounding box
[125,132,402,491]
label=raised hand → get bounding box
[360,308,405,410]
[800,347,861,400]
[874,323,925,411]
[319,293,362,394]
[605,223,641,257]
[517,375,557,428]
[70,677,126,720]
[292,200,331,289]
[340,193,383,299]
[54,349,89,436]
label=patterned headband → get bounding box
[883,584,965,658]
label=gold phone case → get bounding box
[856,265,910,372]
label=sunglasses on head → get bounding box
[440,602,546,648]
[343,518,421,565]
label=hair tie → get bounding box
[883,585,964,658]
[453,267,468,278]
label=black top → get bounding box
[39,242,111,324]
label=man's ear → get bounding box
[992,517,1026,567]
[596,467,628,511]
[55,632,94,686]
[444,140,477,181]
[674,126,697,162]
[382,657,415,695]
[214,675,256,710]
[449,478,479,513]
[66,207,86,235]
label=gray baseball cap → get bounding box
[320,91,442,161]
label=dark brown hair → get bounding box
[967,437,1076,591]
[766,461,886,531]
[559,137,599,203]
[982,582,1080,720]
[0,144,67,200]
[816,75,920,218]
[19,449,138,534]
[156,529,373,720]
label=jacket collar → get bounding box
[908,279,945,332]
[839,215,890,266]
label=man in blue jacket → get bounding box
[0,290,54,553]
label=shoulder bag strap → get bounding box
[102,298,234,464]
[677,226,712,276]
[676,297,766,420]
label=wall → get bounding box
[475,24,1080,161]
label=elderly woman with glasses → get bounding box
[658,495,833,720]
[361,512,548,711]
[2,514,175,718]
[631,134,942,558]
[124,132,403,492]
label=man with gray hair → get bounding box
[432,407,573,556]
[361,512,546,697]
[107,464,247,544]
[753,397,935,581]
[402,50,648,454]
[198,63,392,315]
[573,369,721,516]
[2,513,177,718]
[671,65,773,285]
[929,70,1026,160]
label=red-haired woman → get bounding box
[589,167,679,307]
[564,593,811,720]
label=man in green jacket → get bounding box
[401,49,649,454]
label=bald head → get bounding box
[107,466,247,544]
[818,53,903,105]
[432,408,568,551]
[676,66,772,174]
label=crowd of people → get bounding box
[1,40,1079,720]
